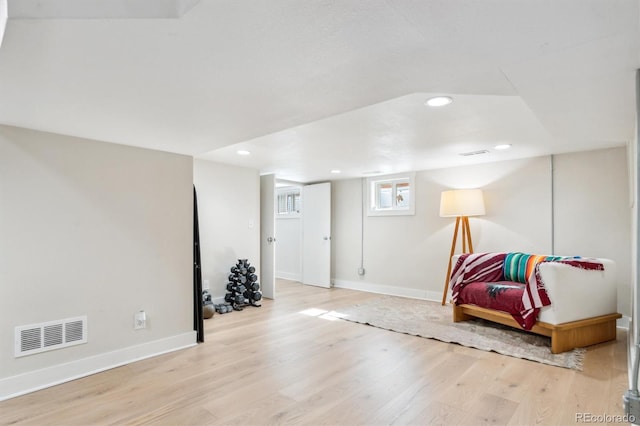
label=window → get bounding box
[277,187,301,216]
[367,172,415,216]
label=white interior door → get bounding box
[302,182,331,288]
[260,174,276,299]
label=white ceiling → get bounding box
[0,0,638,183]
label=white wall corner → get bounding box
[0,0,7,48]
[0,331,196,401]
[276,271,302,282]
[618,315,631,330]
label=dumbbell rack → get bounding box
[224,259,262,310]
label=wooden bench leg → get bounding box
[453,305,472,322]
[551,318,619,354]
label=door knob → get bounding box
[267,236,276,243]
[323,236,331,240]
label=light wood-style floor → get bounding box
[0,279,628,425]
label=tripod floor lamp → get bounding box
[440,189,485,305]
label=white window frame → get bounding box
[367,172,415,216]
[276,187,302,218]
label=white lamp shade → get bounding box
[439,189,485,217]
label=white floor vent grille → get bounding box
[15,316,87,357]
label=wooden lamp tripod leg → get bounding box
[463,216,473,253]
[442,216,461,305]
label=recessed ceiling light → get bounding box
[236,150,251,156]
[362,170,382,175]
[330,169,341,174]
[494,144,512,150]
[425,96,453,107]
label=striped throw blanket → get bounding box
[449,252,605,330]
[503,252,563,284]
[450,253,507,303]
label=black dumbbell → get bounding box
[248,274,258,283]
[219,304,233,314]
[247,266,256,273]
[251,291,262,301]
[250,282,260,291]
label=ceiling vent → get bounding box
[459,149,490,157]
[15,316,87,358]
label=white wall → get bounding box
[193,160,260,300]
[0,125,194,399]
[332,178,364,285]
[275,217,301,281]
[332,149,631,317]
[332,156,552,300]
[553,148,631,316]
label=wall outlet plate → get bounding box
[134,311,146,330]
[358,267,365,276]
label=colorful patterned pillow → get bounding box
[503,252,563,284]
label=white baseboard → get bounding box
[0,331,197,401]
[276,271,301,282]
[332,279,442,302]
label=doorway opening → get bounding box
[275,180,304,286]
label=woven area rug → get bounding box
[336,295,585,370]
